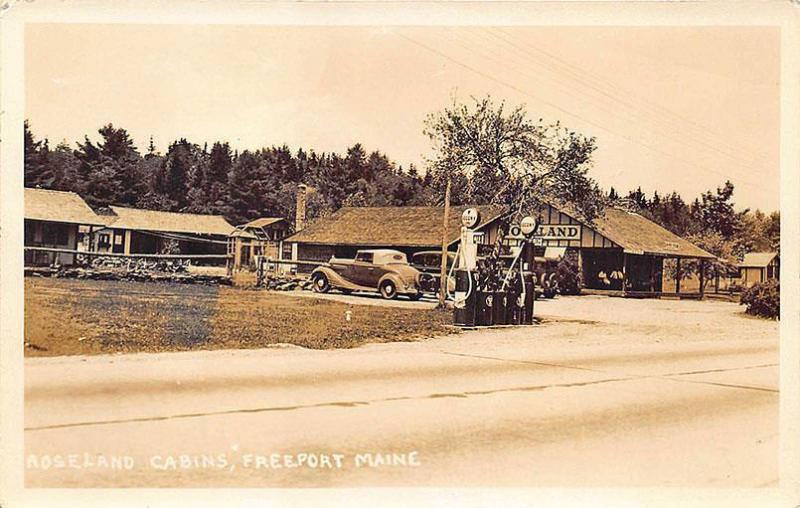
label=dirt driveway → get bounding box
[273,288,440,309]
[283,288,768,346]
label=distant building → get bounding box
[738,252,779,287]
[93,206,236,263]
[238,218,290,260]
[229,217,291,271]
[24,188,105,266]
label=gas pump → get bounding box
[453,208,481,327]
[501,215,538,325]
[453,210,538,327]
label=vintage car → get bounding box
[310,249,423,300]
[410,250,457,294]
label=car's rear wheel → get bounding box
[312,273,330,293]
[379,279,398,300]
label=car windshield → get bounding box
[413,252,455,268]
[355,252,374,263]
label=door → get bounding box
[112,230,125,254]
[352,252,380,286]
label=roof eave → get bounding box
[25,216,107,227]
[105,225,233,236]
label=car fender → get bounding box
[378,273,415,294]
[311,266,360,290]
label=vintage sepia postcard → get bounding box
[1,1,798,507]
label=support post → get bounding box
[233,237,242,273]
[123,230,132,256]
[86,226,94,266]
[675,257,681,294]
[438,176,452,308]
[699,259,705,299]
[622,253,628,294]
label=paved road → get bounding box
[24,297,778,487]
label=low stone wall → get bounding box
[24,266,232,285]
[261,274,313,291]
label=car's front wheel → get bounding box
[312,273,330,293]
[379,279,398,300]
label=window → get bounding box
[98,233,111,247]
[42,223,69,245]
[355,252,374,263]
[24,222,35,244]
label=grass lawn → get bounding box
[24,278,454,357]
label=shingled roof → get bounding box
[740,252,778,268]
[590,208,715,259]
[24,187,105,226]
[286,205,507,248]
[105,206,236,236]
[286,202,713,259]
[241,217,287,229]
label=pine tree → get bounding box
[160,139,194,210]
[146,136,158,159]
[23,121,55,187]
[71,124,144,207]
[49,141,80,191]
[227,150,262,224]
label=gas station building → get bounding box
[521,202,716,296]
[284,201,715,297]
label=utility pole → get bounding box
[438,176,452,308]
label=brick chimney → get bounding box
[295,183,307,232]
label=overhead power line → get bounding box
[484,27,768,165]
[396,31,770,194]
[452,27,766,175]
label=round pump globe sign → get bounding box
[520,216,537,236]
[461,208,481,228]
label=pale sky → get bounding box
[25,24,780,211]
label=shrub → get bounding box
[740,279,779,319]
[556,255,582,295]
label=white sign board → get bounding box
[534,224,581,241]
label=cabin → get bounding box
[283,205,507,268]
[235,218,290,264]
[737,252,779,288]
[93,206,236,264]
[24,188,105,266]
